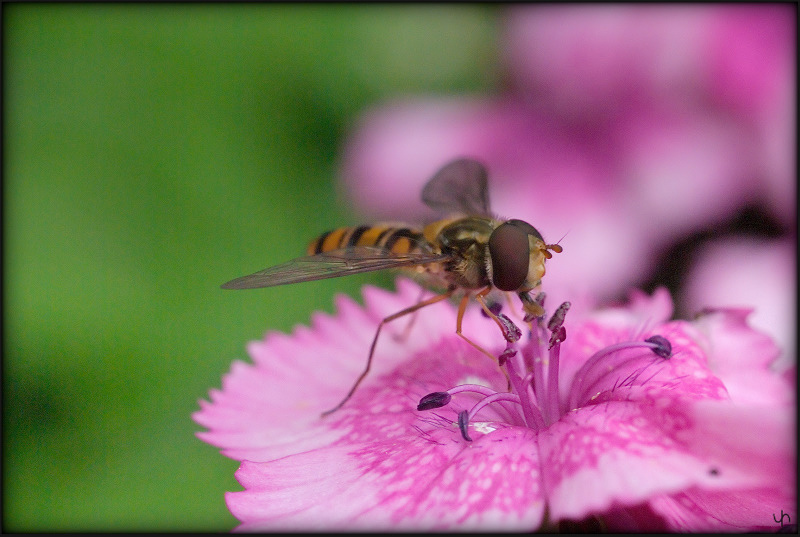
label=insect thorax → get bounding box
[423,216,496,290]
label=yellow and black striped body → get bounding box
[307,223,458,289]
[308,224,430,256]
[307,217,519,292]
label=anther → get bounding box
[497,313,522,343]
[417,391,452,411]
[547,301,571,332]
[457,410,472,442]
[548,325,567,349]
[644,335,672,359]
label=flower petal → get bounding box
[682,237,796,377]
[688,305,793,406]
[648,487,797,531]
[228,425,547,531]
[224,335,544,530]
[539,391,793,522]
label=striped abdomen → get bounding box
[308,225,429,256]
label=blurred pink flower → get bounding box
[503,5,793,117]
[502,4,795,223]
[195,279,795,531]
[339,4,795,303]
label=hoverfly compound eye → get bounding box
[489,221,531,291]
[506,219,544,242]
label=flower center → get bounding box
[417,294,672,441]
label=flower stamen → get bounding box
[568,337,673,410]
[417,391,452,411]
[547,301,571,332]
[466,392,523,422]
[457,410,472,442]
[420,302,675,440]
[505,348,546,429]
[644,335,672,358]
[497,312,522,343]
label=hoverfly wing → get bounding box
[421,158,491,217]
[221,246,449,289]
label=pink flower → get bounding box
[194,279,795,531]
[502,4,795,224]
[503,5,793,119]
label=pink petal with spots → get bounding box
[539,400,730,521]
[229,425,546,531]
[198,281,795,530]
[199,280,550,529]
[194,279,504,462]
[673,399,796,495]
[539,389,794,523]
[222,334,544,529]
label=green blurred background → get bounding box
[4,4,496,531]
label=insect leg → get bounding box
[472,288,515,389]
[453,290,505,364]
[503,291,521,321]
[391,285,427,343]
[320,289,455,417]
[474,287,508,332]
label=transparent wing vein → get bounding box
[220,247,448,289]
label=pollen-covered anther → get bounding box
[417,391,452,411]
[644,335,672,359]
[548,325,567,349]
[497,313,522,343]
[457,410,472,442]
[547,301,571,332]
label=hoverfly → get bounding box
[221,158,562,416]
